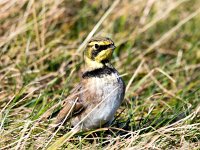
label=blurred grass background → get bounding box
[0,0,200,149]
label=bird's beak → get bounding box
[112,45,116,49]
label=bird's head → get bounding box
[84,37,115,69]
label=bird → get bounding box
[50,37,125,131]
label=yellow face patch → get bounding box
[95,48,113,63]
[84,37,115,65]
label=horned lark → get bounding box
[52,37,125,131]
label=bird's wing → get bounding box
[53,84,85,125]
[38,84,85,124]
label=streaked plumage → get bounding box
[52,37,125,131]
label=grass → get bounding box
[0,0,200,149]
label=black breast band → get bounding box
[82,66,116,78]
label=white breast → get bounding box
[77,73,124,129]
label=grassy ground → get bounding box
[0,0,200,149]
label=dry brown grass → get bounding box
[0,0,200,149]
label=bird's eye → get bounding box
[94,44,100,49]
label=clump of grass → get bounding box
[0,0,200,149]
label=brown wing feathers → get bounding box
[53,100,84,125]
